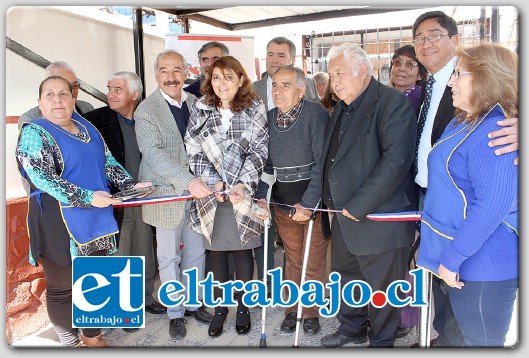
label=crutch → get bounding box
[418,271,433,348]
[255,172,275,348]
[293,201,320,348]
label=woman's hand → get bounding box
[213,181,226,202]
[229,183,246,204]
[91,191,122,208]
[254,199,270,220]
[439,264,464,289]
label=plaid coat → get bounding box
[184,97,269,247]
[135,88,196,229]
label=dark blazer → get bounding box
[84,106,127,226]
[430,85,455,145]
[84,106,125,168]
[321,77,417,255]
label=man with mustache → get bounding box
[134,50,214,340]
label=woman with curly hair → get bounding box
[184,56,269,338]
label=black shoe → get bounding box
[320,329,368,348]
[280,312,298,333]
[208,313,227,337]
[185,306,213,323]
[169,318,187,340]
[145,301,167,314]
[235,310,251,335]
[395,326,412,339]
[122,328,139,333]
[410,338,438,348]
[303,317,321,334]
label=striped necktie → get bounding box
[412,75,435,176]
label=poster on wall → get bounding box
[165,34,256,82]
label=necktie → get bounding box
[412,75,435,176]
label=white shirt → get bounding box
[415,56,457,188]
[219,108,234,134]
[266,75,276,110]
[160,88,188,108]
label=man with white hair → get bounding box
[319,43,416,348]
[18,61,94,125]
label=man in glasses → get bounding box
[411,10,519,348]
[18,61,95,126]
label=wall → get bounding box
[6,6,165,199]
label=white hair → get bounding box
[328,43,373,77]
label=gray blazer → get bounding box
[134,88,196,229]
[253,75,319,111]
[18,100,95,129]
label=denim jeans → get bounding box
[449,278,518,347]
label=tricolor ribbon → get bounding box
[113,194,422,221]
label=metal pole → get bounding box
[133,7,146,100]
[259,217,270,348]
[418,271,433,348]
[293,204,319,348]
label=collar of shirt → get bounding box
[276,98,304,129]
[266,75,276,110]
[160,88,188,108]
[338,84,368,113]
[117,113,135,126]
[429,56,457,90]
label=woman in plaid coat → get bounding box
[184,56,269,338]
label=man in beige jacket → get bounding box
[135,50,213,340]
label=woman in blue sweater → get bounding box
[416,43,518,347]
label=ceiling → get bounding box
[151,6,432,31]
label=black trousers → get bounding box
[331,216,409,347]
[41,250,106,346]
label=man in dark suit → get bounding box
[84,72,166,326]
[319,43,417,348]
[411,11,519,348]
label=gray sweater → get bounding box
[256,99,329,210]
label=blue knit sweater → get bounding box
[419,105,518,281]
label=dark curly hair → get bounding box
[200,56,258,112]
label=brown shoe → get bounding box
[80,333,108,348]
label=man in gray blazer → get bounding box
[253,37,319,111]
[134,50,213,340]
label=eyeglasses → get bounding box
[412,33,453,46]
[450,69,472,79]
[391,58,418,70]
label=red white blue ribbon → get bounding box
[366,211,422,221]
[114,194,422,221]
[113,194,194,208]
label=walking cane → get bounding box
[255,172,275,348]
[251,204,270,348]
[418,271,433,348]
[260,215,270,348]
[293,201,320,348]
